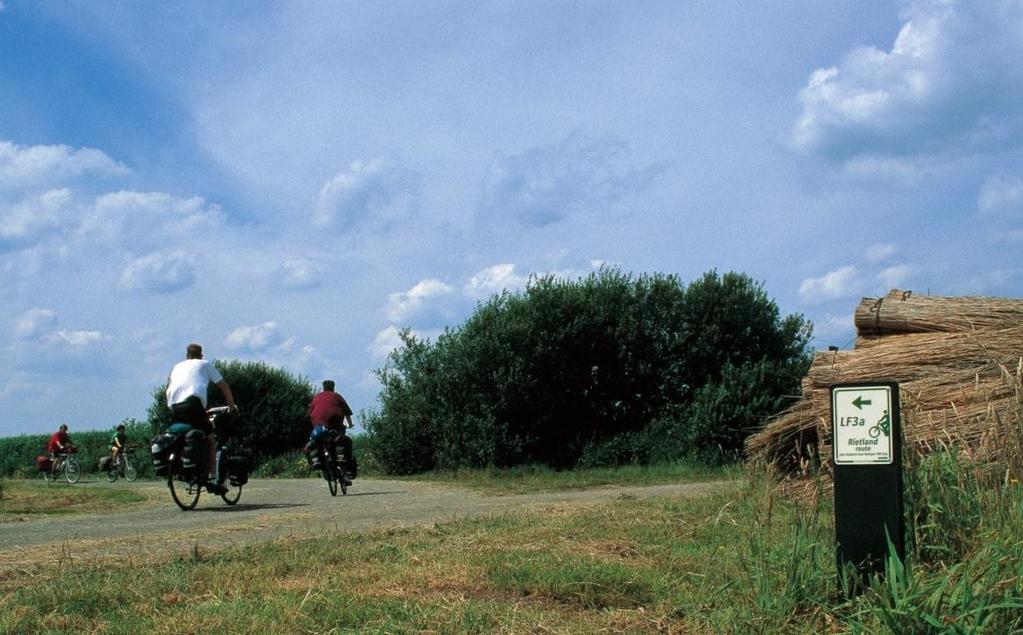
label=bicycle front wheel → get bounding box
[169,473,200,510]
[123,457,138,482]
[65,459,81,484]
[221,482,242,506]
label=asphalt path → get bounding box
[0,477,734,571]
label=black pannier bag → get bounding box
[181,429,207,477]
[306,445,322,469]
[149,432,179,477]
[226,448,253,487]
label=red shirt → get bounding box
[48,430,70,452]
[308,391,353,428]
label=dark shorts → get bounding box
[170,395,211,433]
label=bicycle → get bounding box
[43,449,81,484]
[161,407,246,510]
[868,411,891,439]
[106,446,139,483]
[313,429,351,497]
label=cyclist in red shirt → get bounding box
[47,423,73,473]
[306,380,355,484]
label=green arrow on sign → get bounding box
[852,396,872,409]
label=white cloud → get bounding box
[370,325,403,360]
[0,140,129,190]
[224,321,286,353]
[80,191,224,247]
[813,312,856,343]
[478,132,668,227]
[53,329,108,349]
[276,258,322,290]
[865,243,896,262]
[799,265,862,302]
[0,189,74,248]
[313,158,421,230]
[978,175,1023,216]
[386,278,454,322]
[465,263,527,296]
[951,268,1020,294]
[119,251,197,293]
[791,2,1023,160]
[14,308,58,340]
[877,264,916,289]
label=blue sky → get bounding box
[2,1,1022,437]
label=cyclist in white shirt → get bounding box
[166,342,237,493]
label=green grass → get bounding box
[4,459,1021,633]
[0,480,152,522]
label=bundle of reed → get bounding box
[746,289,1023,484]
[854,289,1023,335]
[806,328,1023,388]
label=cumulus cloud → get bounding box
[0,188,74,249]
[370,325,403,360]
[799,265,862,302]
[386,278,454,323]
[10,307,110,357]
[313,158,422,230]
[80,191,224,247]
[478,132,668,227]
[791,2,1023,160]
[275,258,322,291]
[119,251,197,293]
[0,140,129,191]
[224,321,286,352]
[465,263,528,297]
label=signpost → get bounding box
[831,382,904,592]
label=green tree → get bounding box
[147,360,314,459]
[366,268,812,473]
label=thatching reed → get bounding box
[746,290,1023,484]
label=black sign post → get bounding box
[830,381,904,594]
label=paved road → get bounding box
[0,478,733,571]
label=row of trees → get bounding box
[365,269,813,474]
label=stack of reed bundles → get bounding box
[746,289,1023,480]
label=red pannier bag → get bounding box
[36,455,52,472]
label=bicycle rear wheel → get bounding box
[43,467,56,483]
[168,473,201,510]
[324,453,338,496]
[123,457,138,482]
[65,459,81,484]
[106,467,118,483]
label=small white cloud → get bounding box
[978,175,1023,216]
[53,329,108,349]
[877,264,916,289]
[386,278,453,322]
[370,325,404,360]
[0,140,129,190]
[276,258,322,290]
[466,263,527,296]
[313,158,421,230]
[120,251,197,293]
[799,265,861,302]
[14,308,58,340]
[225,321,285,353]
[865,243,896,262]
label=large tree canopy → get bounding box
[365,269,813,474]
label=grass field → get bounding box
[0,480,155,523]
[2,456,1021,633]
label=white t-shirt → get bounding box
[166,359,224,408]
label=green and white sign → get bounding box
[832,385,894,465]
